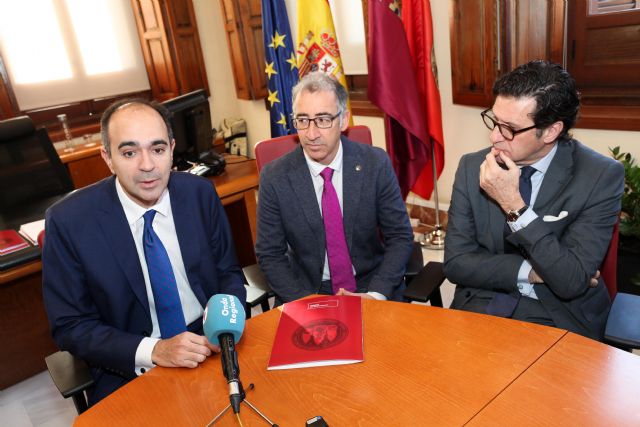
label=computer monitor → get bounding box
[0,116,74,229]
[162,89,214,171]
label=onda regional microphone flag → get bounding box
[367,0,430,199]
[296,0,353,124]
[203,294,246,414]
[262,0,299,137]
[403,0,445,200]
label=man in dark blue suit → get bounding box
[42,99,246,404]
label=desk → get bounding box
[0,156,257,389]
[210,156,259,266]
[75,300,567,426]
[56,142,111,189]
[468,332,640,426]
[0,260,57,389]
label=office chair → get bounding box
[38,231,95,414]
[0,116,73,230]
[243,264,275,318]
[254,125,374,170]
[250,126,440,305]
[403,261,446,307]
[45,351,94,414]
[602,221,640,350]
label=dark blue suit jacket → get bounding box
[256,137,413,302]
[42,172,246,404]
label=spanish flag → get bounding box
[295,0,352,122]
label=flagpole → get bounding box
[422,140,445,249]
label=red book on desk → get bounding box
[0,230,30,256]
[267,295,364,370]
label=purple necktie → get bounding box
[320,167,357,294]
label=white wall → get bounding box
[193,0,270,157]
[194,0,640,205]
[192,1,241,132]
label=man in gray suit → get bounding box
[256,72,413,303]
[444,60,624,340]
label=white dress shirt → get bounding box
[302,142,385,300]
[115,180,203,374]
[508,143,558,299]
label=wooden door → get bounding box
[219,0,266,100]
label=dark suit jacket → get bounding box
[444,140,624,340]
[42,172,246,404]
[255,137,413,302]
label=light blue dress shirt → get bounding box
[508,144,558,299]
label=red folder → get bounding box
[0,230,30,256]
[267,295,364,370]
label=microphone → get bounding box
[203,294,246,414]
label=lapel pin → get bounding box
[355,164,362,171]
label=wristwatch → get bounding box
[506,205,528,222]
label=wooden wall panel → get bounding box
[450,0,565,108]
[174,35,208,94]
[504,0,565,68]
[219,0,266,100]
[131,0,208,101]
[0,54,19,120]
[450,0,499,107]
[568,2,640,130]
[220,0,252,99]
[131,0,179,101]
[164,0,210,96]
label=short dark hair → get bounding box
[492,60,580,143]
[100,98,173,156]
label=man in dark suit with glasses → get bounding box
[256,72,413,304]
[444,60,624,340]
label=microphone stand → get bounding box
[207,383,279,427]
[421,140,445,250]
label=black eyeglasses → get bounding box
[292,112,341,130]
[481,108,537,141]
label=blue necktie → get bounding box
[490,166,538,317]
[518,166,536,206]
[143,210,186,338]
[504,166,537,252]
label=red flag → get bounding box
[367,0,430,199]
[402,0,445,199]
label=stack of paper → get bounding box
[19,219,45,245]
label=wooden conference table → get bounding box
[74,300,640,426]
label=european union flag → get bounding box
[262,0,299,137]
